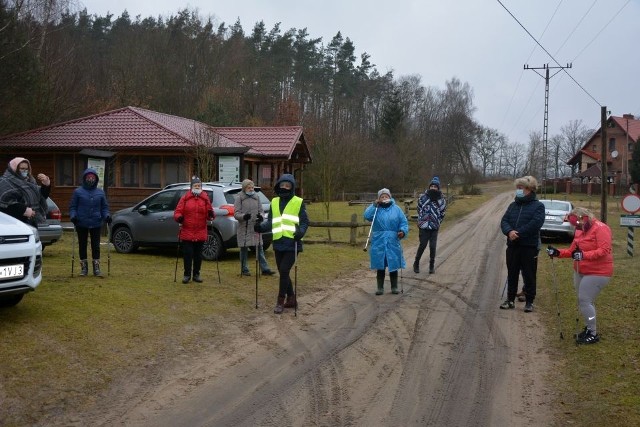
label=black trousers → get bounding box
[182,241,204,277]
[76,226,101,260]
[415,228,439,263]
[274,250,296,298]
[506,245,539,303]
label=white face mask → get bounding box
[20,171,28,178]
[191,189,202,196]
[515,189,525,198]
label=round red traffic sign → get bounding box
[621,194,640,214]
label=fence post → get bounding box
[350,213,357,245]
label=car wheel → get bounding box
[112,226,138,254]
[0,294,24,307]
[202,231,224,261]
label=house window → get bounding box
[165,157,188,185]
[55,156,74,186]
[258,164,271,187]
[142,156,162,188]
[609,138,616,151]
[120,156,139,187]
[591,144,597,152]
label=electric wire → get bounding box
[496,0,602,107]
[553,0,597,57]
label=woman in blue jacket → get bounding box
[364,188,408,295]
[69,168,110,276]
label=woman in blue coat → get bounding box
[69,168,111,277]
[364,188,408,295]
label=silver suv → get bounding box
[110,182,271,260]
[0,212,43,307]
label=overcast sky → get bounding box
[80,0,640,145]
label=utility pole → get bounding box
[601,106,608,223]
[524,63,572,197]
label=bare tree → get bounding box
[560,119,592,176]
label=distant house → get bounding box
[567,114,639,186]
[0,106,312,216]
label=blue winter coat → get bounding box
[69,168,110,229]
[364,199,408,271]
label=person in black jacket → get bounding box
[0,157,50,227]
[499,175,545,312]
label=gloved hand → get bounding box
[208,210,214,219]
[176,216,184,224]
[546,245,560,257]
[293,225,304,241]
[572,247,583,261]
[255,213,263,223]
[70,217,78,225]
[397,231,405,239]
[105,216,112,225]
[253,223,262,233]
[243,213,251,221]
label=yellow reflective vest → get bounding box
[271,196,303,240]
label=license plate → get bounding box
[0,264,24,279]
[545,215,555,221]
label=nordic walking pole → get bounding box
[107,222,111,276]
[71,224,76,277]
[255,232,259,309]
[363,205,378,252]
[501,277,508,299]
[550,257,564,339]
[294,240,298,317]
[174,228,181,283]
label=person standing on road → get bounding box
[255,173,309,314]
[174,176,214,284]
[546,207,612,344]
[364,188,409,295]
[69,168,110,277]
[0,157,51,227]
[234,179,274,277]
[499,176,544,312]
[413,176,447,274]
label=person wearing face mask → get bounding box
[254,173,309,314]
[69,168,111,276]
[499,175,545,312]
[547,207,612,344]
[233,179,274,276]
[364,188,409,295]
[0,157,51,227]
[413,176,447,274]
[174,176,214,284]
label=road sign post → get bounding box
[620,194,640,257]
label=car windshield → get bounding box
[541,200,571,211]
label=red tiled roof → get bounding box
[0,106,244,150]
[611,115,640,142]
[213,126,305,158]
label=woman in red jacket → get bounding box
[174,177,214,284]
[547,207,613,344]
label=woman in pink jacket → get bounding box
[174,177,214,284]
[547,207,613,344]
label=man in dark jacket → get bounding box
[499,175,545,312]
[255,174,309,314]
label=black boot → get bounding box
[429,259,435,274]
[413,260,420,274]
[93,259,102,277]
[375,270,384,295]
[79,260,88,276]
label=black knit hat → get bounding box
[190,176,201,188]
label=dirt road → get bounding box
[88,193,554,426]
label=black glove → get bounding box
[176,216,184,224]
[255,213,263,223]
[572,247,583,261]
[208,210,214,219]
[105,216,112,225]
[70,217,78,225]
[293,225,304,241]
[546,245,560,257]
[243,213,251,221]
[253,223,262,233]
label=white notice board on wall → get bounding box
[87,158,106,190]
[218,156,240,182]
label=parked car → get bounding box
[539,199,574,241]
[110,182,271,260]
[0,212,43,307]
[38,197,63,249]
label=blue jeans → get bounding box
[239,245,270,273]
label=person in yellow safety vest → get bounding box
[255,173,309,314]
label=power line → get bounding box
[553,0,597,57]
[496,0,602,107]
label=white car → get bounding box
[0,212,43,307]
